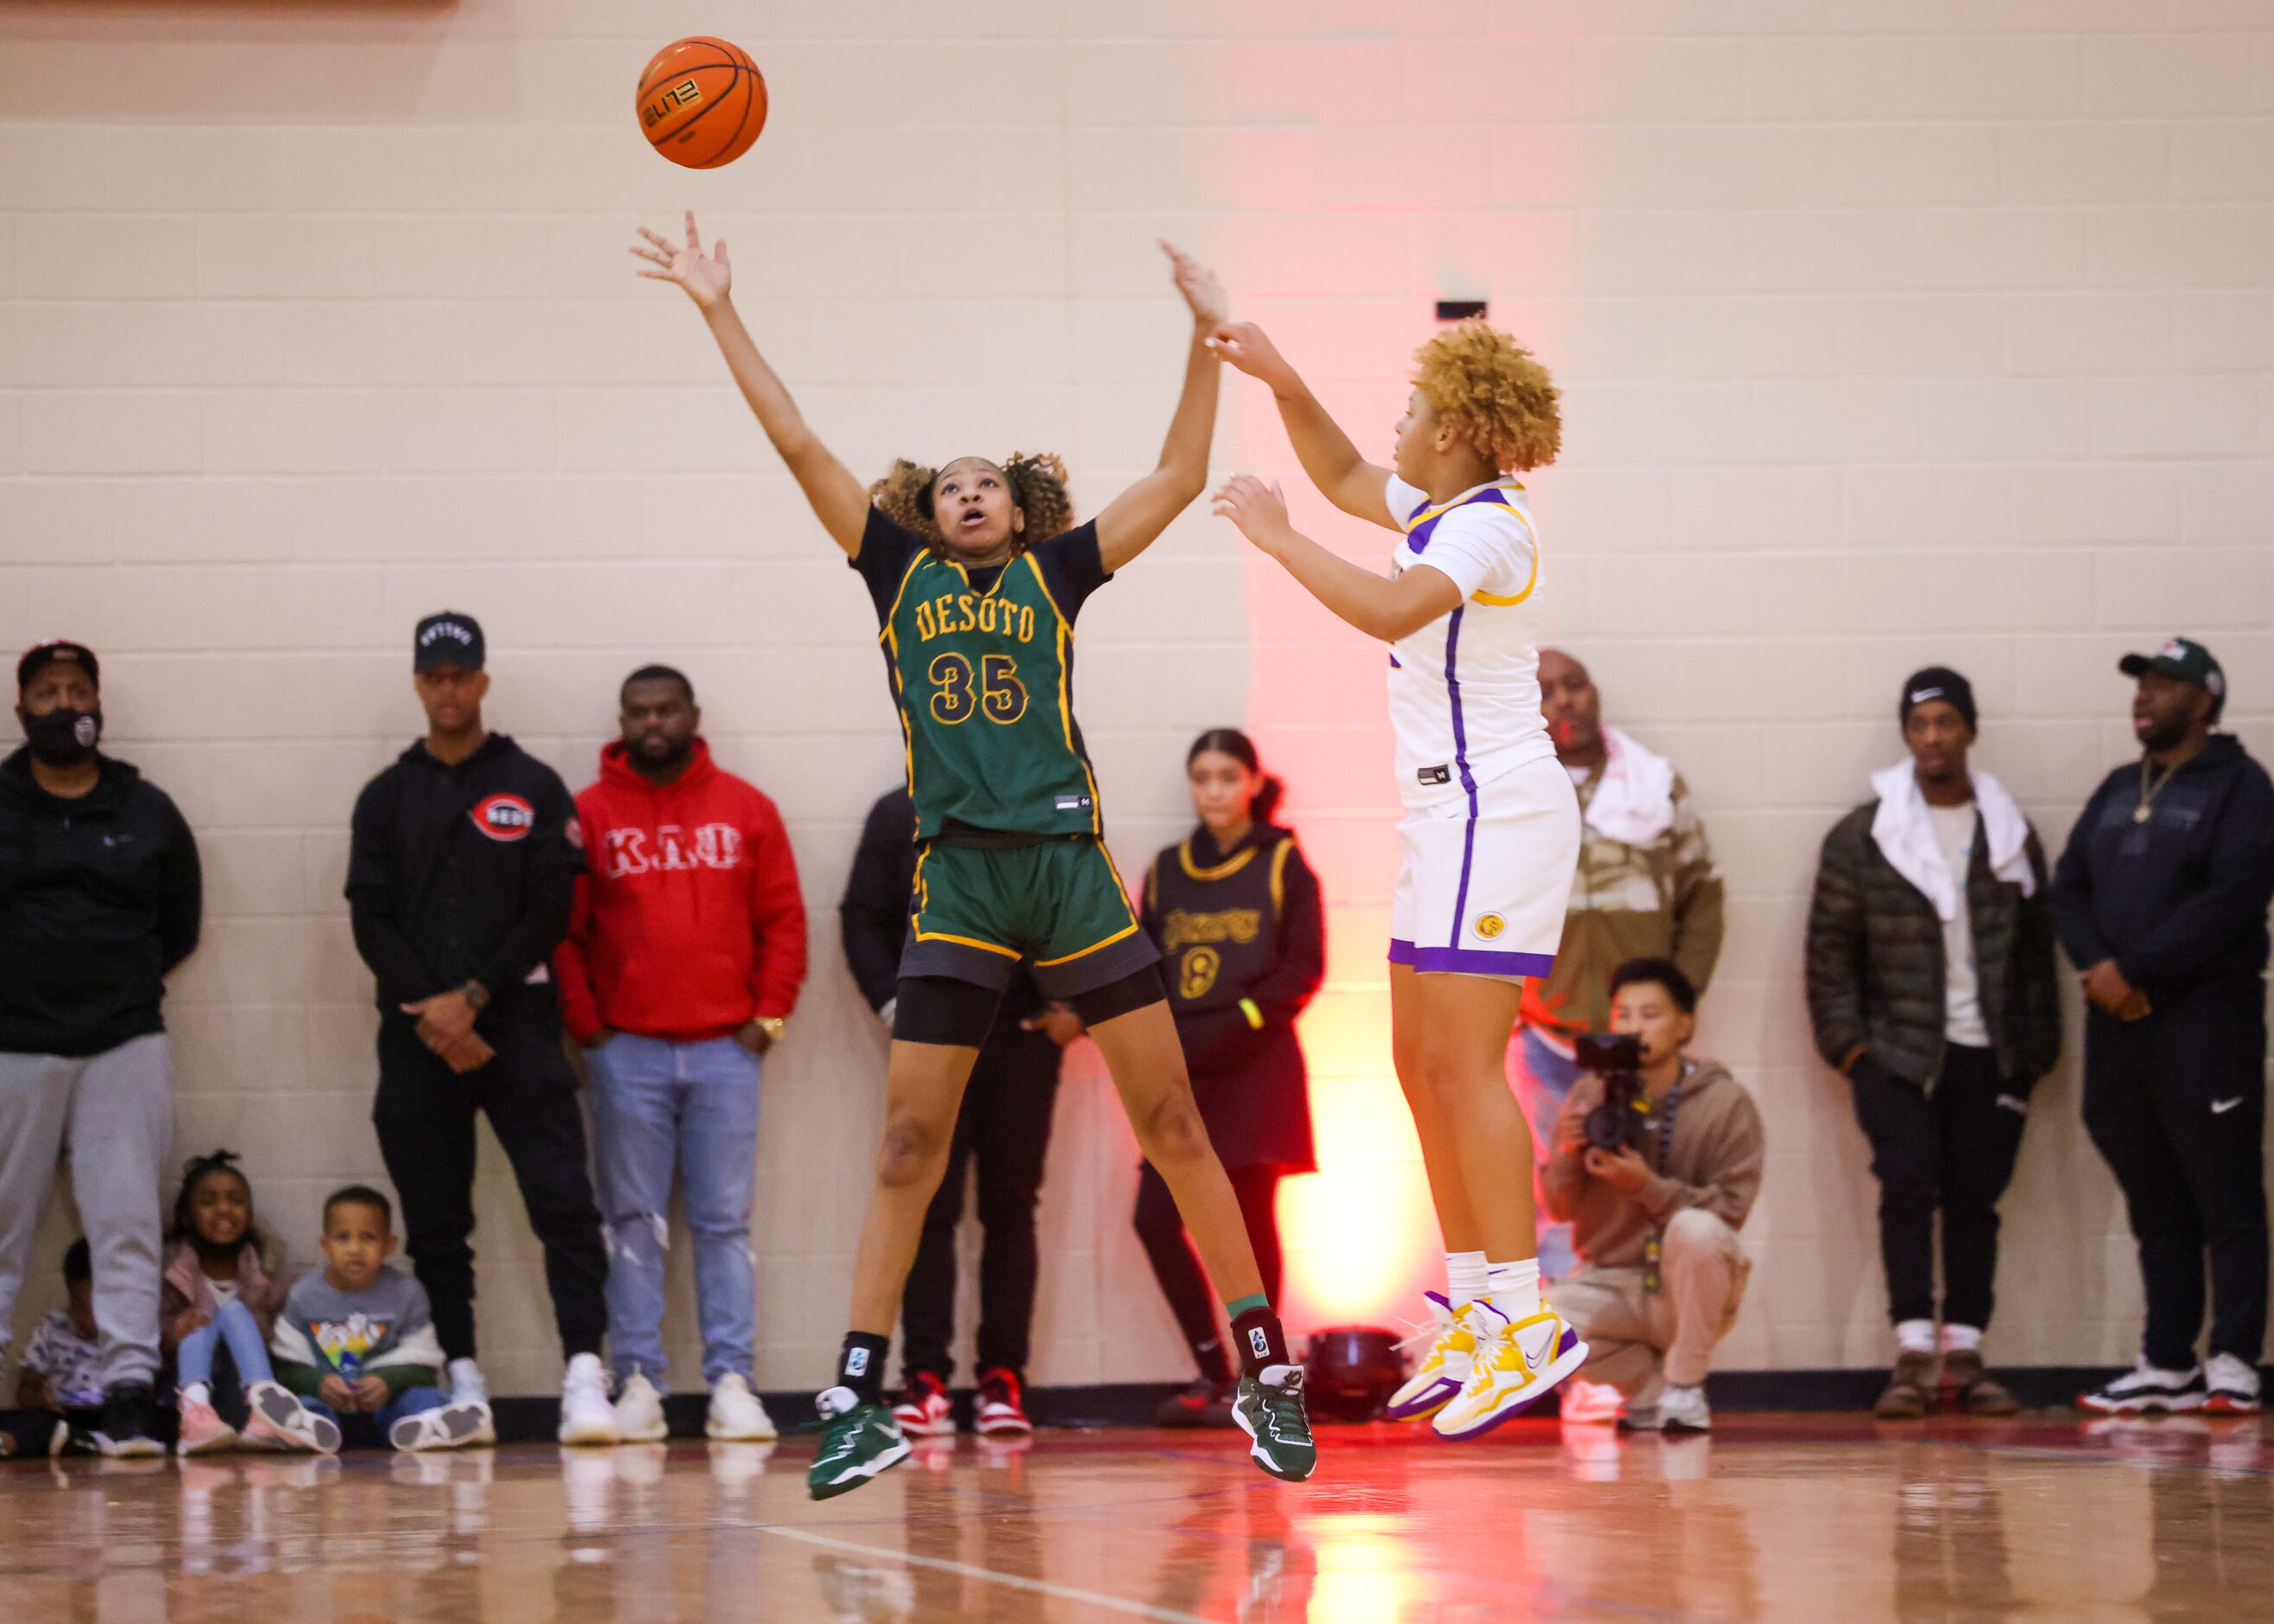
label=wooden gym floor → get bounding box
[3,1413,2270,1621]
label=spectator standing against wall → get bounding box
[1514,650,1723,1278]
[0,641,202,1456]
[1543,960,1761,1433]
[1806,668,2061,1419]
[346,613,616,1445]
[554,665,807,1444]
[841,784,1076,1440]
[2050,640,2274,1417]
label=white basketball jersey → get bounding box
[1383,474,1553,810]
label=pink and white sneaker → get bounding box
[247,1380,343,1455]
[175,1397,238,1456]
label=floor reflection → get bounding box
[3,1415,2271,1620]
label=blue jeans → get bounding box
[176,1298,277,1389]
[1511,1026,1580,1281]
[307,1384,450,1448]
[587,1033,762,1387]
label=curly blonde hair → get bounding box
[1412,321,1561,473]
[868,452,1076,553]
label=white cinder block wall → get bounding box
[3,0,2269,1393]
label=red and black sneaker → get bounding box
[974,1367,1033,1436]
[892,1371,955,1436]
[2203,1353,2264,1416]
[1154,1377,1235,1429]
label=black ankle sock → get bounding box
[1230,1307,1290,1378]
[836,1333,891,1406]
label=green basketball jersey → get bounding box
[853,509,1110,841]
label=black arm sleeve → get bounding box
[849,508,924,625]
[839,792,916,1013]
[2114,764,2274,985]
[154,792,202,976]
[473,769,582,999]
[345,775,441,1007]
[1032,523,1111,623]
[2047,775,2117,971]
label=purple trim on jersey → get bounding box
[1388,938,1556,977]
[1444,605,1482,944]
[1404,486,1511,556]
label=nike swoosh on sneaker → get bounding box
[1515,1321,1555,1366]
[2213,1097,2245,1115]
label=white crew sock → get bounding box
[180,1380,211,1408]
[1486,1258,1542,1322]
[1446,1250,1489,1310]
[1895,1319,1937,1356]
[1940,1323,1983,1354]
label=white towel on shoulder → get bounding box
[1583,726,1679,847]
[1867,762,2037,922]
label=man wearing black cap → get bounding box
[0,641,202,1456]
[2053,638,2274,1417]
[346,613,618,1445]
[1806,667,2060,1420]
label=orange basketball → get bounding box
[637,36,768,169]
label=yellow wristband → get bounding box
[1239,998,1264,1030]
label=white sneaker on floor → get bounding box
[613,1372,669,1442]
[391,1399,496,1453]
[707,1373,778,1442]
[1658,1384,1712,1433]
[447,1358,490,1405]
[558,1352,622,1446]
[1558,1378,1625,1426]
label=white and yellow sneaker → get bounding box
[1386,1292,1480,1421]
[1432,1301,1588,1440]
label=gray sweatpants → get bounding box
[0,1033,172,1391]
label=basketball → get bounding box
[637,36,767,169]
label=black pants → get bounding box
[1134,1160,1283,1384]
[374,1010,609,1363]
[2081,988,2270,1369]
[900,1028,1063,1384]
[1848,1044,2029,1331]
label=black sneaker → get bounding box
[2077,1362,2207,1416]
[1155,1377,1234,1429]
[1231,1369,1318,1483]
[93,1384,164,1459]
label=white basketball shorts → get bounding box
[1388,751,1579,981]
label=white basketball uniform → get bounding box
[1381,474,1579,981]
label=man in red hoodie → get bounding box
[555,665,807,1444]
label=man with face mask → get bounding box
[2052,639,2274,1418]
[1541,959,1761,1433]
[0,641,202,1457]
[553,665,808,1445]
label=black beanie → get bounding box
[1899,666,1976,731]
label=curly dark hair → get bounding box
[868,452,1076,553]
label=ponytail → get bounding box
[1251,774,1285,826]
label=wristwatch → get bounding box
[461,980,491,1012]
[753,1016,786,1047]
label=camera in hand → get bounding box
[1576,1032,1646,1154]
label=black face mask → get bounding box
[22,706,101,767]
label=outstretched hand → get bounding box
[1161,240,1228,329]
[1212,473,1292,551]
[1204,321,1296,390]
[632,210,733,310]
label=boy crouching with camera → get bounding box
[1542,958,1763,1432]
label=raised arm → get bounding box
[1209,322,1394,529]
[1213,475,1459,643]
[1094,243,1227,573]
[633,211,870,556]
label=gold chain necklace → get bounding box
[2135,756,2179,824]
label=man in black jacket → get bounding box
[840,786,1078,1440]
[1805,668,2060,1421]
[0,641,200,1457]
[346,613,615,1445]
[2053,638,2274,1418]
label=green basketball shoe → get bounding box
[1232,1368,1318,1483]
[808,1388,912,1501]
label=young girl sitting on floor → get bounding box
[163,1151,339,1455]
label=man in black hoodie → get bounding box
[346,613,615,1443]
[2052,638,2274,1417]
[0,641,201,1457]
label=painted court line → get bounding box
[755,1522,1211,1622]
